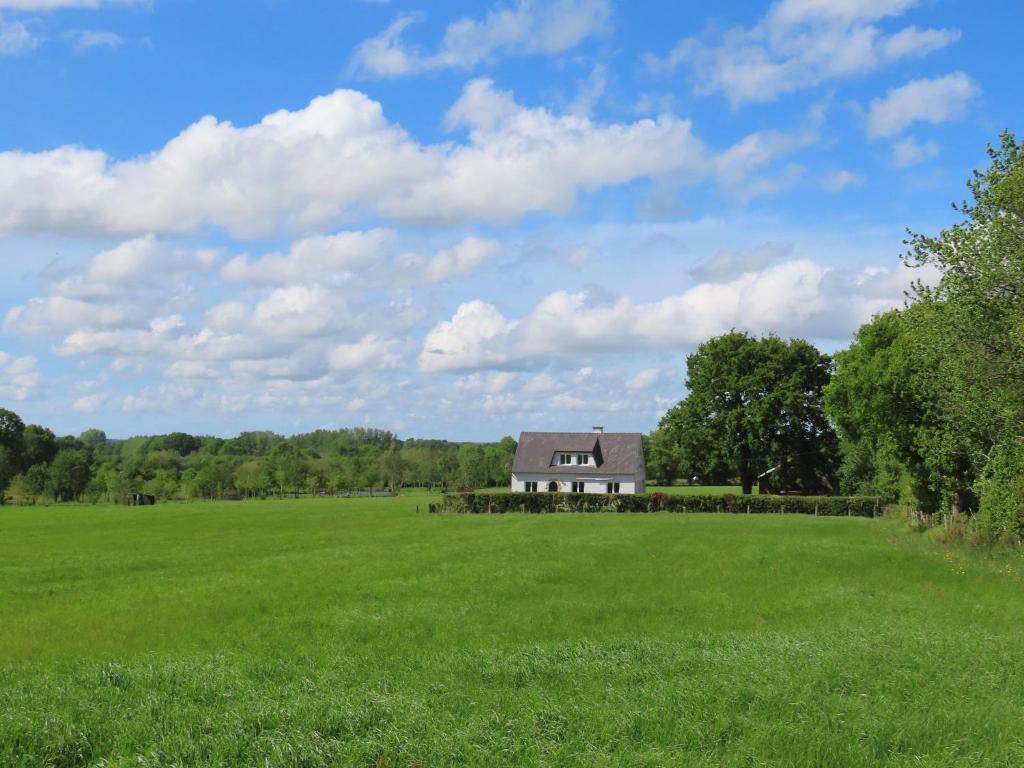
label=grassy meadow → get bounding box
[2,495,1024,767]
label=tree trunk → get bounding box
[951,489,969,522]
[739,444,754,495]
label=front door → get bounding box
[547,481,559,493]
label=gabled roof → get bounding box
[511,431,644,475]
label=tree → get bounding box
[47,449,93,502]
[0,408,26,498]
[21,425,58,470]
[900,131,1024,522]
[644,429,684,486]
[379,449,409,493]
[660,332,838,495]
[78,429,107,447]
[456,444,487,489]
[22,463,51,502]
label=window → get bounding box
[572,481,586,493]
[525,481,538,492]
[558,453,569,465]
[606,482,620,494]
[577,454,589,465]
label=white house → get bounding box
[510,427,646,494]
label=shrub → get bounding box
[430,492,881,517]
[974,440,1024,539]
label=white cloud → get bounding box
[821,169,864,191]
[51,235,217,299]
[419,258,927,372]
[71,393,104,413]
[221,230,391,285]
[419,300,515,372]
[866,72,979,138]
[891,136,940,167]
[0,80,750,237]
[652,0,959,106]
[4,296,131,335]
[349,0,610,78]
[165,360,219,380]
[327,334,403,372]
[65,29,123,51]
[624,368,660,391]
[0,16,37,54]
[397,237,504,284]
[0,351,41,400]
[690,243,792,282]
[222,230,502,288]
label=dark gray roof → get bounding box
[512,431,645,475]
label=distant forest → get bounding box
[0,420,518,503]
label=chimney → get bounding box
[592,426,604,434]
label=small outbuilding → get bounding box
[510,427,646,495]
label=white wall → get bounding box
[510,473,641,494]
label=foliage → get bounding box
[0,406,518,503]
[827,132,1024,526]
[430,491,880,517]
[656,332,839,494]
[974,439,1024,539]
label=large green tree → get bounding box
[904,131,1024,523]
[658,332,838,495]
[0,408,26,499]
[827,132,1023,526]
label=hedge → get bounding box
[428,492,881,517]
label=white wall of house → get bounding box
[510,473,642,494]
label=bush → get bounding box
[429,492,881,517]
[974,440,1024,539]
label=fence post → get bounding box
[814,503,818,516]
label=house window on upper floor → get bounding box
[572,481,586,493]
[525,481,538,492]
[558,453,569,465]
[577,454,589,465]
[606,482,620,494]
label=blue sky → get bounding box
[0,0,1020,440]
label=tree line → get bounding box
[647,132,1024,539]
[0,418,518,503]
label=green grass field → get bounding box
[2,496,1024,767]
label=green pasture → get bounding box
[1,495,1023,766]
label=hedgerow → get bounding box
[428,492,881,517]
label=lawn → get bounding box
[2,497,1023,767]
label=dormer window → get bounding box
[555,452,592,466]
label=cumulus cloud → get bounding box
[0,351,41,400]
[349,0,610,78]
[419,258,927,372]
[327,334,404,372]
[0,78,818,239]
[4,236,218,342]
[866,72,979,138]
[222,230,502,287]
[651,0,959,106]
